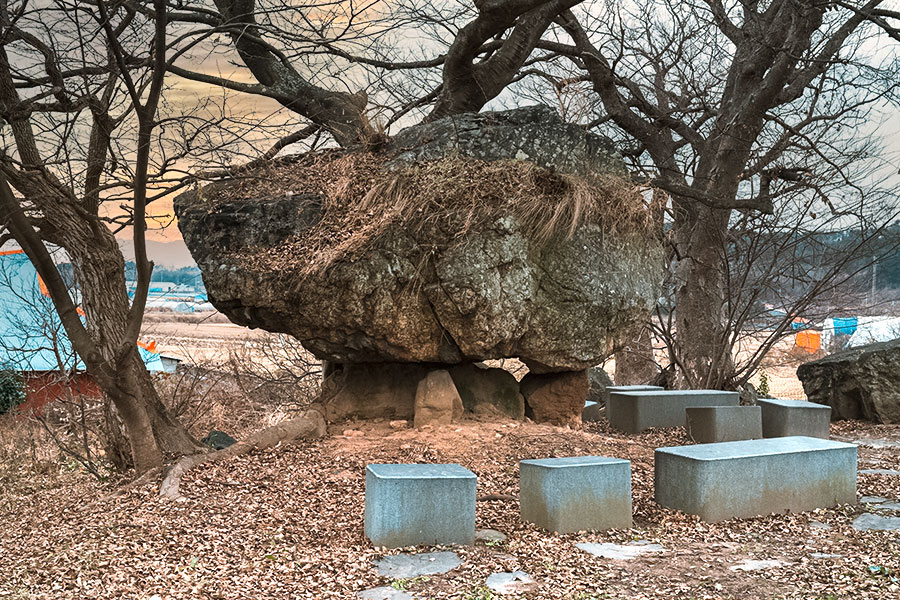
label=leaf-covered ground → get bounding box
[2,418,899,599]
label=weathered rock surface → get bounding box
[448,363,524,419]
[797,338,900,423]
[320,363,429,421]
[176,105,663,374]
[587,366,614,406]
[413,370,464,429]
[521,370,589,426]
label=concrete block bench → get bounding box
[758,398,831,439]
[608,385,664,392]
[583,386,664,422]
[365,464,476,547]
[519,456,632,533]
[607,390,740,433]
[655,436,857,522]
[685,406,762,443]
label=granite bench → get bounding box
[364,463,476,547]
[758,398,831,439]
[685,406,762,443]
[519,456,632,533]
[583,385,665,422]
[655,436,857,522]
[608,385,664,392]
[607,390,740,433]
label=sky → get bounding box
[85,3,900,247]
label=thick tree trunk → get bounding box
[672,203,733,389]
[65,228,200,471]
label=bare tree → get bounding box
[0,0,213,472]
[525,1,900,387]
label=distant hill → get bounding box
[118,239,196,269]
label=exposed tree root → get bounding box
[159,409,327,500]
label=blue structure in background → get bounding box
[0,250,164,373]
[832,317,858,337]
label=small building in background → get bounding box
[0,249,168,413]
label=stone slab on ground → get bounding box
[485,571,536,595]
[853,438,900,448]
[730,559,784,571]
[582,400,603,422]
[852,513,900,531]
[860,468,900,475]
[655,436,857,522]
[874,501,900,511]
[475,529,507,543]
[373,551,462,578]
[685,406,762,443]
[576,541,665,560]
[758,398,831,439]
[519,456,632,533]
[358,587,415,600]
[860,496,889,503]
[607,390,739,433]
[365,464,476,548]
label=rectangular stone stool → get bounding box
[607,390,740,433]
[655,436,856,522]
[758,398,831,438]
[365,464,476,547]
[519,456,632,533]
[685,406,762,443]
[607,385,664,392]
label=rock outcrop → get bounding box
[176,106,663,376]
[413,370,464,429]
[521,370,590,426]
[797,338,900,423]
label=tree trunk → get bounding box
[614,324,659,385]
[672,203,733,389]
[65,228,201,470]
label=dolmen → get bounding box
[655,436,857,522]
[607,389,739,433]
[685,406,762,443]
[365,464,476,547]
[519,456,632,532]
[757,397,831,439]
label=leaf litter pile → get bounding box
[2,418,899,599]
[191,150,653,278]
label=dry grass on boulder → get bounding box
[201,151,656,277]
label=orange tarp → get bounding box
[795,330,821,353]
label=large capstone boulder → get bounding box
[175,106,664,375]
[797,338,900,424]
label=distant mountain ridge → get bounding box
[117,239,196,269]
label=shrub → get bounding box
[0,369,25,415]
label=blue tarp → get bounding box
[833,317,858,337]
[0,250,163,372]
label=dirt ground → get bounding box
[2,416,898,600]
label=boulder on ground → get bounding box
[321,363,430,421]
[587,366,614,406]
[449,363,524,419]
[175,106,663,376]
[797,338,900,423]
[521,370,589,426]
[414,370,464,429]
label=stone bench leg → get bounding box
[519,456,632,533]
[365,464,476,547]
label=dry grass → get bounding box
[199,152,652,277]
